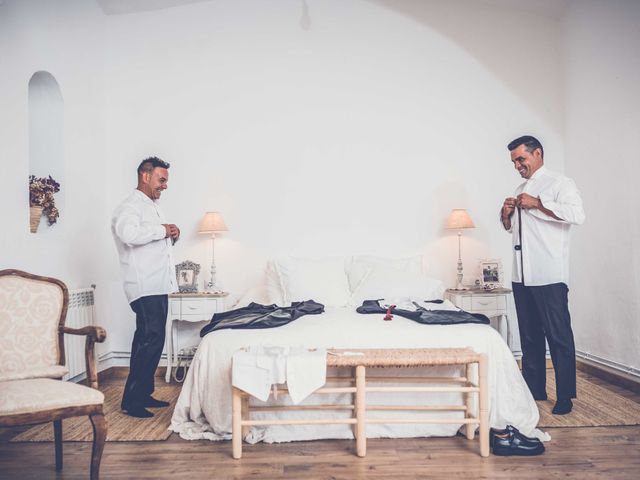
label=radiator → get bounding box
[63,286,96,381]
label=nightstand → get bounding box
[165,292,228,383]
[444,288,512,344]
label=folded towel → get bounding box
[232,345,327,404]
[287,347,327,404]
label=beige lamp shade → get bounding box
[445,209,475,230]
[198,211,229,233]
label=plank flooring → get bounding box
[1,371,639,480]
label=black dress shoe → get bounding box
[122,406,154,418]
[143,396,170,408]
[552,398,573,415]
[491,425,545,456]
[533,394,548,401]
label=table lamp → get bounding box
[198,211,228,292]
[445,209,475,290]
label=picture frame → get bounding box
[479,259,503,289]
[175,260,200,293]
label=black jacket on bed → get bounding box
[356,300,490,325]
[200,300,325,337]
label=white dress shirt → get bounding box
[509,166,585,286]
[112,189,178,303]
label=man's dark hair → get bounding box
[507,135,544,159]
[137,156,170,175]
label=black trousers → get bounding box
[512,282,576,400]
[121,294,168,409]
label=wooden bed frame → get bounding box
[231,347,488,459]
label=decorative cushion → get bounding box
[350,266,445,306]
[348,255,423,292]
[274,256,351,307]
[0,378,104,417]
[0,276,64,380]
[0,365,69,382]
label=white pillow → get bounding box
[348,255,423,292]
[274,256,351,307]
[233,285,271,309]
[350,266,445,306]
[265,261,286,306]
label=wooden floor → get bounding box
[1,373,639,480]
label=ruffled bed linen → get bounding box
[170,305,546,443]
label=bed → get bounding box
[169,255,545,444]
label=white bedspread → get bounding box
[170,306,545,443]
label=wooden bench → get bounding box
[231,347,489,459]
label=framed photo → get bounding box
[480,259,503,289]
[175,260,200,293]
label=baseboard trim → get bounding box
[576,356,640,395]
[97,365,168,383]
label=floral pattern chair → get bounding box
[0,269,107,479]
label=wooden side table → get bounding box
[164,292,228,383]
[444,288,512,344]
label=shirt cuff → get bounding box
[154,224,167,240]
[534,195,566,223]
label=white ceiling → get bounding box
[95,0,212,15]
[96,0,574,19]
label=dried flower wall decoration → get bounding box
[29,175,60,225]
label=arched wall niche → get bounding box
[28,71,64,232]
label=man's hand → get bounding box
[516,193,540,210]
[501,197,516,230]
[502,197,517,217]
[163,224,181,242]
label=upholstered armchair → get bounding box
[0,269,107,479]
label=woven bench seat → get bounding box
[232,347,488,459]
[326,347,482,367]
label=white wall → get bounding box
[2,0,570,361]
[0,0,111,354]
[101,0,565,354]
[564,0,640,374]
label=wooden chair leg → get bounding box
[89,413,107,480]
[232,387,243,459]
[355,365,366,457]
[54,419,63,471]
[464,363,475,440]
[241,396,250,438]
[478,354,489,458]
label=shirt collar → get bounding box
[133,188,155,204]
[527,165,547,182]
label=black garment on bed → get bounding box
[200,300,325,337]
[356,300,490,325]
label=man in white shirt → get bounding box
[501,136,585,415]
[112,157,180,418]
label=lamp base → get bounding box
[454,267,467,291]
[205,282,223,294]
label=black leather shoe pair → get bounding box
[144,396,170,408]
[490,425,545,456]
[122,406,154,418]
[121,397,169,418]
[552,398,573,415]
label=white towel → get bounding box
[286,347,327,404]
[232,345,327,404]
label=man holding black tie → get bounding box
[501,136,585,415]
